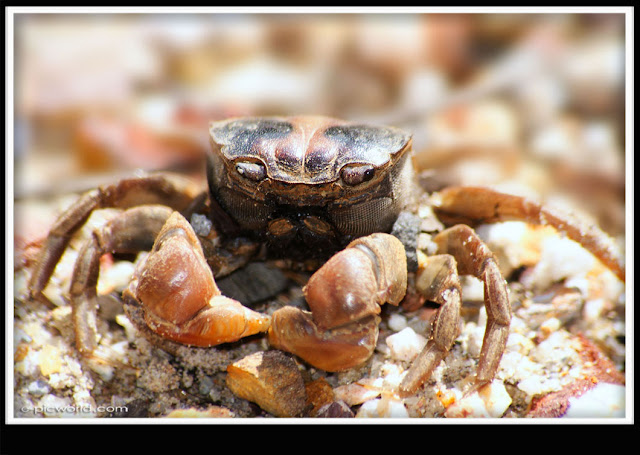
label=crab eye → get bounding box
[340,163,375,186]
[235,161,267,182]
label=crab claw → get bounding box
[269,307,380,372]
[269,233,407,371]
[125,211,270,347]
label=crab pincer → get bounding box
[123,211,270,347]
[268,233,407,372]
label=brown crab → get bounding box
[27,115,625,398]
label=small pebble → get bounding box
[387,313,408,332]
[583,298,607,323]
[539,317,562,339]
[165,406,235,418]
[334,381,382,407]
[97,260,135,295]
[356,397,409,418]
[305,378,335,416]
[524,236,596,290]
[38,394,73,418]
[517,375,562,397]
[445,392,489,418]
[27,379,51,397]
[478,380,513,417]
[380,364,405,390]
[445,380,512,418]
[436,388,457,408]
[385,327,427,362]
[39,345,63,377]
[564,383,625,418]
[198,375,214,396]
[226,350,307,417]
[315,401,355,418]
[115,313,138,342]
[88,360,115,382]
[15,347,41,377]
[531,331,579,365]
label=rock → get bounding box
[444,392,489,418]
[385,327,427,362]
[387,313,408,332]
[478,380,513,417]
[27,379,51,397]
[563,383,625,418]
[226,350,307,417]
[165,406,236,418]
[315,400,355,418]
[444,380,512,418]
[356,397,409,418]
[39,345,63,377]
[334,381,382,407]
[305,378,336,416]
[527,334,626,418]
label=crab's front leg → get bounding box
[122,212,270,348]
[268,233,407,372]
[70,206,267,356]
[28,174,204,306]
[70,204,175,354]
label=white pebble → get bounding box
[478,380,513,417]
[356,397,409,418]
[464,321,485,358]
[27,379,51,397]
[15,348,42,377]
[115,314,138,342]
[505,332,535,354]
[583,299,607,323]
[387,313,408,332]
[89,360,115,382]
[517,375,562,397]
[385,327,427,362]
[445,380,512,418]
[445,392,489,418]
[97,261,135,294]
[334,382,381,406]
[461,276,485,302]
[38,394,74,417]
[564,383,625,418]
[379,364,405,391]
[531,331,578,365]
[498,351,539,384]
[539,317,562,337]
[525,236,596,289]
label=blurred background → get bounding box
[12,10,628,238]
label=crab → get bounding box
[27,115,625,399]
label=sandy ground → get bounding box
[12,188,627,421]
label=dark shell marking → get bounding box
[209,116,411,184]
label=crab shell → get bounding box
[207,116,417,242]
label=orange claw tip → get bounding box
[145,295,271,347]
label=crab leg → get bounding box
[400,225,511,396]
[28,173,204,305]
[69,205,176,354]
[399,254,462,396]
[436,225,511,385]
[268,233,407,372]
[432,186,625,282]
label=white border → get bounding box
[5,6,634,426]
